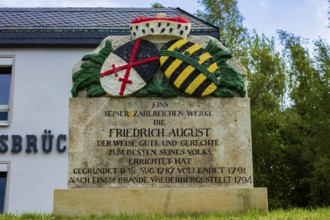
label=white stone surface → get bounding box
[68,97,253,189]
[100,53,146,96]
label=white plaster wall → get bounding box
[0,47,92,213]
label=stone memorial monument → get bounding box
[53,13,268,216]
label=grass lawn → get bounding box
[0,207,330,220]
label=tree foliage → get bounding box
[196,0,248,57]
[278,31,330,207]
[151,3,165,8]
[197,0,330,209]
[243,33,289,209]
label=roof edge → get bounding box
[0,7,180,11]
[176,7,220,37]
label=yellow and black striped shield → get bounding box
[159,39,220,97]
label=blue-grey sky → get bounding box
[0,0,329,43]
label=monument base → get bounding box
[53,188,268,216]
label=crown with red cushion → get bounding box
[130,13,191,39]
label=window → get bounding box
[0,57,13,126]
[0,163,8,213]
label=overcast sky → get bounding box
[1,0,329,44]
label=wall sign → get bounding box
[0,130,67,154]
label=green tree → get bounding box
[196,0,248,57]
[244,32,288,209]
[151,3,165,8]
[279,31,330,207]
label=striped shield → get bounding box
[159,39,220,97]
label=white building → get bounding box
[0,7,219,213]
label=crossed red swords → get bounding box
[100,39,160,96]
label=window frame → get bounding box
[0,162,10,213]
[0,55,15,126]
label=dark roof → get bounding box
[0,7,219,47]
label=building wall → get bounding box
[0,47,92,213]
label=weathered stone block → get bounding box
[68,97,253,189]
[54,188,268,216]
